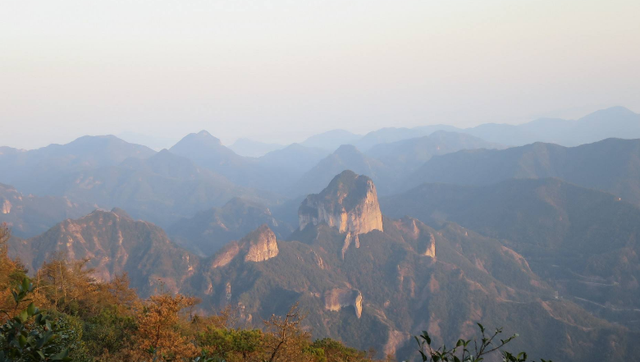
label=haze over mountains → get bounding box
[7,171,640,361]
[404,138,640,205]
[292,106,640,153]
[382,178,640,330]
[2,105,640,361]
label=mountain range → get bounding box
[404,137,640,205]
[8,171,640,361]
[3,106,640,361]
[382,178,640,330]
[295,106,640,150]
[168,197,294,257]
[0,135,155,196]
[0,183,95,238]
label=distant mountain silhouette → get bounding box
[169,130,299,193]
[405,138,640,205]
[169,130,247,174]
[297,107,640,151]
[354,125,461,151]
[292,132,501,197]
[0,135,155,195]
[229,138,284,157]
[168,197,293,257]
[43,150,281,227]
[291,145,387,196]
[300,129,362,151]
[464,106,640,146]
[366,131,502,175]
[258,143,330,178]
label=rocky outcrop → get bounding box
[1,199,11,214]
[11,209,197,297]
[244,225,279,262]
[423,233,436,258]
[324,288,363,318]
[168,197,292,257]
[299,170,383,235]
[394,217,436,259]
[209,224,279,268]
[341,232,361,259]
[0,184,95,238]
[210,243,240,268]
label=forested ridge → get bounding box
[1,224,545,362]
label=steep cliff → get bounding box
[298,170,383,235]
[243,224,279,262]
[11,208,197,296]
[324,288,363,318]
[168,197,292,257]
[209,224,279,268]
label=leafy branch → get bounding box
[411,323,551,362]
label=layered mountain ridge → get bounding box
[10,208,197,296]
[405,137,640,205]
[10,171,638,361]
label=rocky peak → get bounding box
[110,207,132,219]
[210,224,279,268]
[394,217,436,259]
[1,199,11,214]
[324,288,363,318]
[15,209,196,297]
[242,224,279,262]
[298,170,383,235]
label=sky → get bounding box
[1,0,639,150]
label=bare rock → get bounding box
[299,170,383,236]
[324,287,363,318]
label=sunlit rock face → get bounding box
[1,199,11,214]
[298,170,383,235]
[210,243,240,269]
[324,287,363,318]
[393,217,437,260]
[243,224,279,262]
[14,208,197,297]
[209,224,279,268]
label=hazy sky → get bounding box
[1,0,639,149]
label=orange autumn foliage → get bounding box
[128,293,200,361]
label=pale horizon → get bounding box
[2,0,639,149]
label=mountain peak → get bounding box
[298,171,383,235]
[173,131,222,148]
[209,224,279,268]
[334,144,361,156]
[578,106,638,123]
[192,130,221,144]
[241,224,279,262]
[110,207,132,219]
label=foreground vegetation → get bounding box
[1,225,546,362]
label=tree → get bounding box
[263,303,313,362]
[0,225,27,320]
[411,323,551,362]
[0,277,70,362]
[129,293,200,361]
